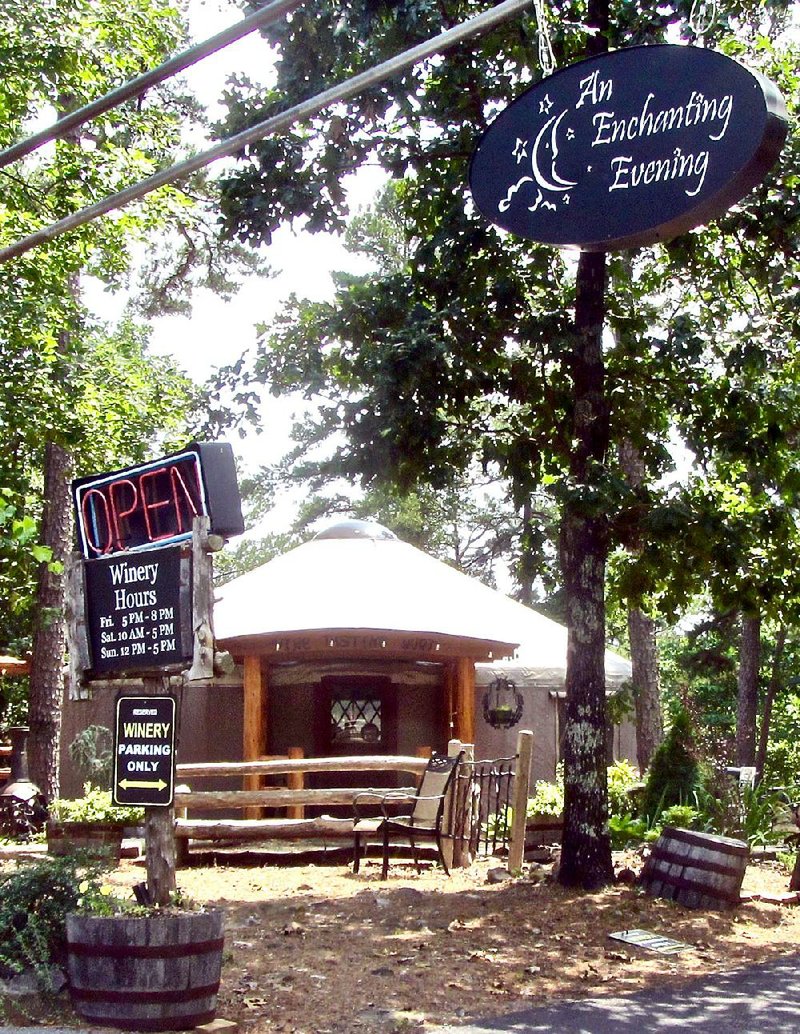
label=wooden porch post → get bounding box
[444,662,455,743]
[452,657,475,745]
[243,654,265,819]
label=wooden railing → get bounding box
[173,753,428,862]
[172,736,533,874]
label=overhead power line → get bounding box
[0,0,306,171]
[0,0,532,265]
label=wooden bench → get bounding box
[173,754,428,865]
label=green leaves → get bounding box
[0,0,209,653]
[209,0,800,636]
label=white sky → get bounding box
[89,0,385,478]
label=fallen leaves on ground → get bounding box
[2,848,798,1032]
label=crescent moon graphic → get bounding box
[531,109,578,193]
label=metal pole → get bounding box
[0,0,307,171]
[0,0,532,265]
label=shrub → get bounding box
[659,803,704,830]
[0,855,111,985]
[642,708,706,820]
[607,759,641,818]
[694,774,789,846]
[48,784,143,826]
[68,725,113,790]
[526,778,564,818]
[608,813,648,849]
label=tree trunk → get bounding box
[28,441,73,800]
[557,246,613,891]
[628,608,662,772]
[754,624,786,780]
[618,437,663,772]
[736,611,761,767]
[517,499,535,607]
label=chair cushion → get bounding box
[353,818,382,834]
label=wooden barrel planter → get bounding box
[641,826,750,910]
[47,821,124,863]
[65,910,224,1031]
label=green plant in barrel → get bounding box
[47,786,144,863]
[48,785,143,826]
[0,855,111,987]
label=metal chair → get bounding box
[352,751,463,879]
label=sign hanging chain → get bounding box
[531,0,556,77]
[689,0,719,44]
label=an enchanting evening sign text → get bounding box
[469,45,787,251]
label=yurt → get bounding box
[58,519,635,795]
[211,519,635,783]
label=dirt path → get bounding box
[3,850,799,1032]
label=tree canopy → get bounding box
[206,0,799,885]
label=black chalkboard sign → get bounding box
[469,45,787,251]
[113,695,176,807]
[84,545,192,676]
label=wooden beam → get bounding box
[174,786,417,810]
[175,816,354,840]
[444,662,455,744]
[452,658,475,744]
[508,729,534,874]
[286,746,305,819]
[176,755,427,778]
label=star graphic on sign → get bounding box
[566,128,575,140]
[539,94,553,115]
[587,165,593,172]
[562,194,571,205]
[512,137,528,164]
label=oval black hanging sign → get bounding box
[469,45,787,251]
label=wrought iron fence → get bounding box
[451,755,516,859]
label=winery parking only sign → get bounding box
[113,695,176,807]
[470,45,787,251]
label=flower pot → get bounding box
[486,706,516,728]
[47,821,124,863]
[66,910,224,1031]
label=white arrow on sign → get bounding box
[118,778,167,791]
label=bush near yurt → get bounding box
[642,708,708,821]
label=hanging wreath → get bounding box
[482,677,524,730]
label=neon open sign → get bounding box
[72,442,244,558]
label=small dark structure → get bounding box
[0,725,47,839]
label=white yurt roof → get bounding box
[475,615,632,690]
[214,519,633,687]
[214,519,520,655]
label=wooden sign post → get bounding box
[139,678,177,905]
[112,692,177,904]
[69,442,243,904]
